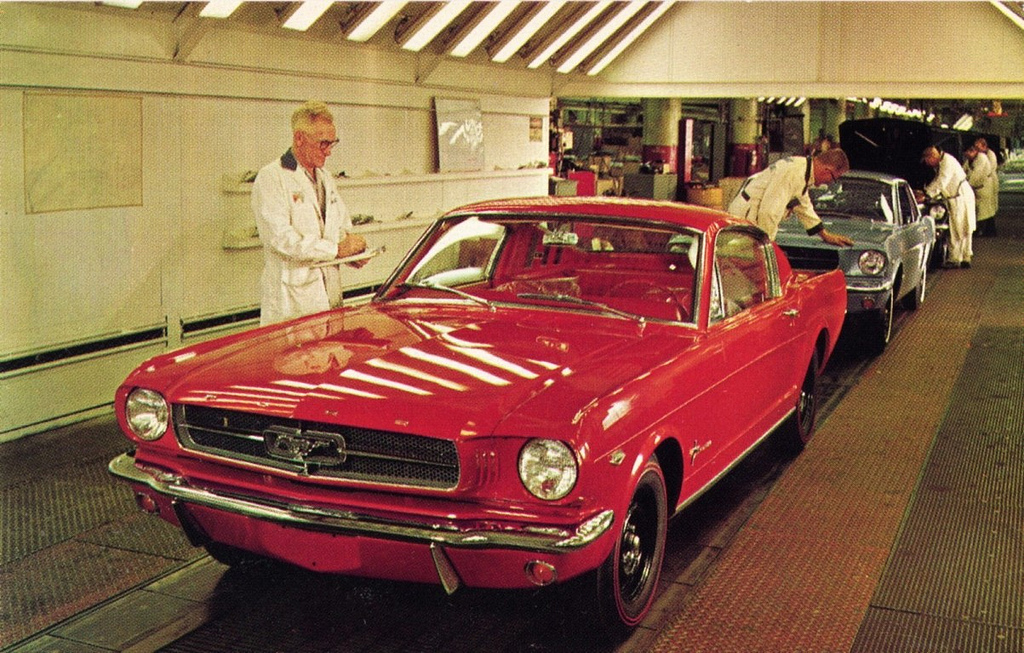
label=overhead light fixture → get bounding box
[399,1,473,52]
[200,0,243,19]
[528,1,611,69]
[102,0,144,7]
[953,113,974,130]
[490,0,567,63]
[557,1,647,74]
[346,1,408,42]
[450,0,520,57]
[283,0,333,32]
[990,0,1024,30]
[586,1,674,75]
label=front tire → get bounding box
[867,290,895,355]
[592,456,668,638]
[902,258,927,310]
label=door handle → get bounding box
[783,309,799,318]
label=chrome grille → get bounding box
[780,246,840,271]
[173,405,459,489]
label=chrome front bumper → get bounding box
[108,452,614,554]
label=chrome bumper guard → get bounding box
[109,453,614,554]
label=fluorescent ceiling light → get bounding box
[401,1,473,52]
[451,1,520,57]
[587,1,674,75]
[102,0,144,7]
[347,1,408,42]
[200,0,243,19]
[528,1,611,69]
[491,0,567,63]
[990,0,1024,30]
[283,0,333,32]
[558,1,647,74]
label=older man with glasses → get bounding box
[252,100,368,325]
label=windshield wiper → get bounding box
[398,282,494,311]
[517,293,645,324]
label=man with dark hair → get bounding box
[728,149,854,246]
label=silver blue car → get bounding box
[775,170,934,354]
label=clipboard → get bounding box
[310,246,386,269]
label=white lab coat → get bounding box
[965,152,996,223]
[252,149,354,325]
[925,152,975,265]
[727,156,822,241]
[985,148,1000,214]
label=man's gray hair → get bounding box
[291,100,334,133]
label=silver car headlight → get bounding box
[125,388,169,441]
[858,250,887,275]
[518,439,578,501]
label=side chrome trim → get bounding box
[108,453,614,553]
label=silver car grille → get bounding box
[173,405,460,489]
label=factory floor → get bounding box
[2,195,1023,653]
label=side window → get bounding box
[712,230,772,319]
[898,183,917,224]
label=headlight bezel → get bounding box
[125,388,169,441]
[858,250,887,276]
[517,438,579,501]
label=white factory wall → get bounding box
[0,3,551,440]
[562,1,1024,98]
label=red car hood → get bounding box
[131,301,696,440]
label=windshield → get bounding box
[809,178,895,224]
[380,214,701,324]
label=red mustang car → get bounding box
[110,197,846,636]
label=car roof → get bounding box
[842,169,906,185]
[443,195,745,233]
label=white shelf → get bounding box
[221,167,552,194]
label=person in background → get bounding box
[963,143,996,238]
[252,100,368,326]
[917,145,975,269]
[974,137,999,236]
[727,148,855,246]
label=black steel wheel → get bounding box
[777,348,820,455]
[594,456,668,635]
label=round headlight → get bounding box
[858,250,887,275]
[125,388,169,441]
[518,439,578,501]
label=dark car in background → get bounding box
[776,170,933,354]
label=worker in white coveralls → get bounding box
[727,148,855,246]
[963,143,996,239]
[918,145,975,269]
[252,101,368,325]
[974,137,999,236]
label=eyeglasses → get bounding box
[318,138,340,151]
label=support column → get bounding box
[729,98,763,176]
[641,98,682,173]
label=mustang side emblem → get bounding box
[263,426,347,474]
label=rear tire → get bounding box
[777,348,820,455]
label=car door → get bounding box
[704,228,805,464]
[896,180,931,285]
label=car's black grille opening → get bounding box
[780,246,840,271]
[173,405,460,489]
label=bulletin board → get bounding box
[434,97,484,172]
[23,92,143,214]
